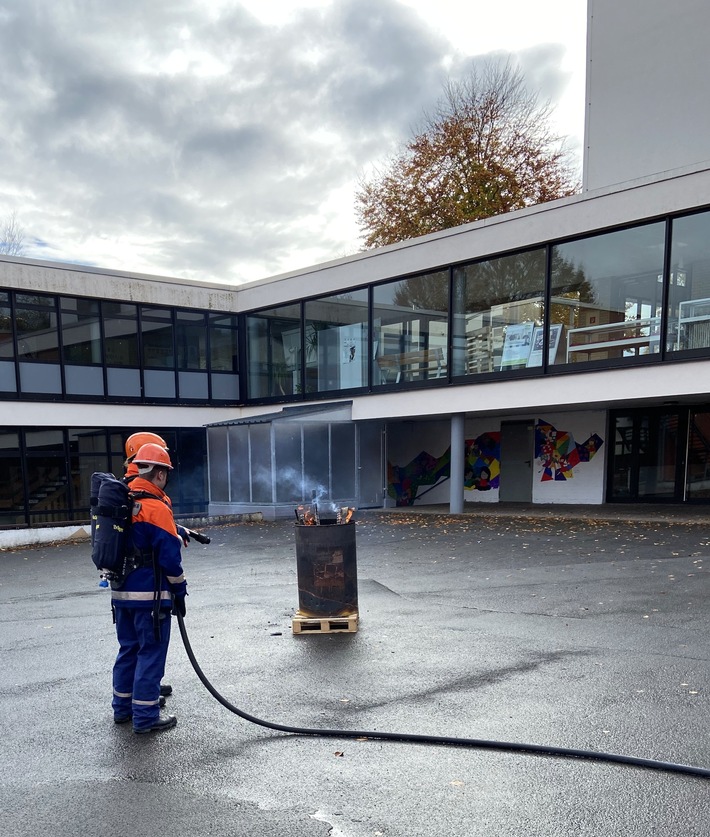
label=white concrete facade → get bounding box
[584,0,710,191]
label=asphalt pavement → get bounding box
[2,505,710,836]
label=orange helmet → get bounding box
[125,432,168,459]
[133,443,174,471]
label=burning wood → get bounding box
[295,504,319,525]
[295,501,355,525]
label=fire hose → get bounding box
[176,611,710,780]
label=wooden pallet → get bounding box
[292,612,358,634]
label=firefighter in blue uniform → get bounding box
[122,430,188,701]
[111,443,187,733]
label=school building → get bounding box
[2,0,710,536]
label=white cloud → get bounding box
[0,0,587,285]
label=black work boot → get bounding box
[159,683,173,697]
[134,714,177,734]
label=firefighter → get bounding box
[122,430,185,702]
[123,431,168,485]
[111,443,187,733]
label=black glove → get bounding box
[172,595,187,618]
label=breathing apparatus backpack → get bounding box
[90,472,152,584]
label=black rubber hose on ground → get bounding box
[176,612,710,780]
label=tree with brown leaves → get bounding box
[356,60,580,249]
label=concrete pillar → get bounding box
[450,413,465,514]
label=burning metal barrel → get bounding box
[294,501,358,618]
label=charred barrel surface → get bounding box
[294,521,358,617]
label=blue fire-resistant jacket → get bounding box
[110,477,187,609]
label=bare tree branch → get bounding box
[0,211,25,256]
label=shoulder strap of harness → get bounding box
[129,489,171,507]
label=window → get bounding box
[609,410,682,501]
[176,310,209,400]
[0,291,16,392]
[304,289,369,393]
[103,302,140,397]
[0,429,23,525]
[551,223,665,366]
[141,306,175,369]
[25,428,69,523]
[687,410,710,499]
[15,293,61,394]
[452,250,546,375]
[177,311,207,370]
[246,304,301,399]
[61,297,104,396]
[141,306,176,399]
[209,313,239,401]
[667,211,710,355]
[372,271,448,387]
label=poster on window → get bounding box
[500,322,535,369]
[339,324,364,388]
[527,323,563,367]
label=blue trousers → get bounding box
[112,607,171,729]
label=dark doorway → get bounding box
[608,408,691,502]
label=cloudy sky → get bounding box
[0,0,587,286]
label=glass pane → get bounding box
[452,249,545,375]
[65,365,104,396]
[637,414,678,498]
[610,415,635,499]
[0,360,15,391]
[104,305,139,366]
[106,367,141,397]
[177,311,207,370]
[178,371,208,399]
[274,423,302,503]
[0,430,23,518]
[210,372,239,400]
[209,313,239,375]
[16,300,59,360]
[372,271,448,387]
[249,424,272,502]
[140,306,172,320]
[0,299,14,359]
[227,425,250,501]
[303,424,329,499]
[331,424,355,499]
[209,426,230,502]
[144,369,176,398]
[68,428,108,509]
[668,211,710,353]
[687,411,710,499]
[142,313,175,368]
[61,299,102,364]
[171,428,207,514]
[60,296,100,313]
[25,430,69,518]
[19,362,62,394]
[246,304,301,398]
[551,223,665,366]
[210,327,238,372]
[110,432,126,454]
[304,289,369,393]
[16,293,54,307]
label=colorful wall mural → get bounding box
[387,420,604,504]
[535,419,604,481]
[464,432,501,492]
